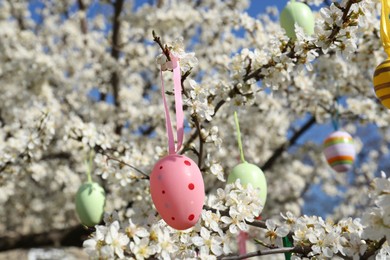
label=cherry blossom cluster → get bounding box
[83,180,261,259]
[84,174,390,259]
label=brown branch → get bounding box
[193,115,205,168]
[261,116,316,171]
[181,70,191,98]
[213,100,226,116]
[327,0,356,41]
[91,143,149,179]
[153,31,171,61]
[111,0,124,62]
[219,246,310,260]
[77,0,88,36]
[103,154,149,180]
[156,0,164,8]
[0,225,91,252]
[111,0,125,134]
[152,31,192,98]
[203,205,267,229]
[41,152,72,161]
[180,128,199,155]
[361,237,387,260]
[68,134,148,180]
[8,0,26,30]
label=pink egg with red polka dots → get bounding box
[150,154,205,230]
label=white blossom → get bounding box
[2,1,390,259]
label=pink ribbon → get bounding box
[160,54,184,154]
[238,231,248,256]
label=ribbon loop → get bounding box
[381,0,390,56]
[160,53,184,154]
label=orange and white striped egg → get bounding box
[323,131,355,173]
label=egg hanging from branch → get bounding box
[150,154,205,230]
[75,182,106,227]
[227,162,267,206]
[373,59,390,109]
[323,131,355,173]
[280,0,315,39]
[151,52,205,230]
[227,112,267,206]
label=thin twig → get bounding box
[218,246,310,260]
[94,148,149,180]
[203,205,267,229]
[361,237,387,260]
[261,116,316,171]
[153,30,171,61]
[193,115,205,168]
[179,128,199,155]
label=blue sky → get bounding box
[248,0,287,16]
[133,1,288,16]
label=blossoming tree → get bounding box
[1,0,390,259]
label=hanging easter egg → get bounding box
[280,0,315,39]
[150,154,205,230]
[152,53,205,230]
[75,182,106,227]
[323,131,355,173]
[227,162,267,206]
[227,112,267,206]
[373,59,390,108]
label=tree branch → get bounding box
[0,225,91,252]
[261,116,316,171]
[8,0,26,30]
[41,152,72,161]
[327,0,355,41]
[193,115,205,168]
[361,237,387,260]
[111,0,125,134]
[180,128,199,155]
[219,245,310,260]
[98,151,150,180]
[153,31,171,61]
[77,0,88,35]
[203,205,267,229]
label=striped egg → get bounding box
[323,131,355,173]
[373,59,390,108]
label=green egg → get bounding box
[280,0,315,39]
[75,182,106,227]
[227,162,267,206]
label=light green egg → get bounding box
[280,0,315,39]
[227,162,267,206]
[75,182,106,227]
